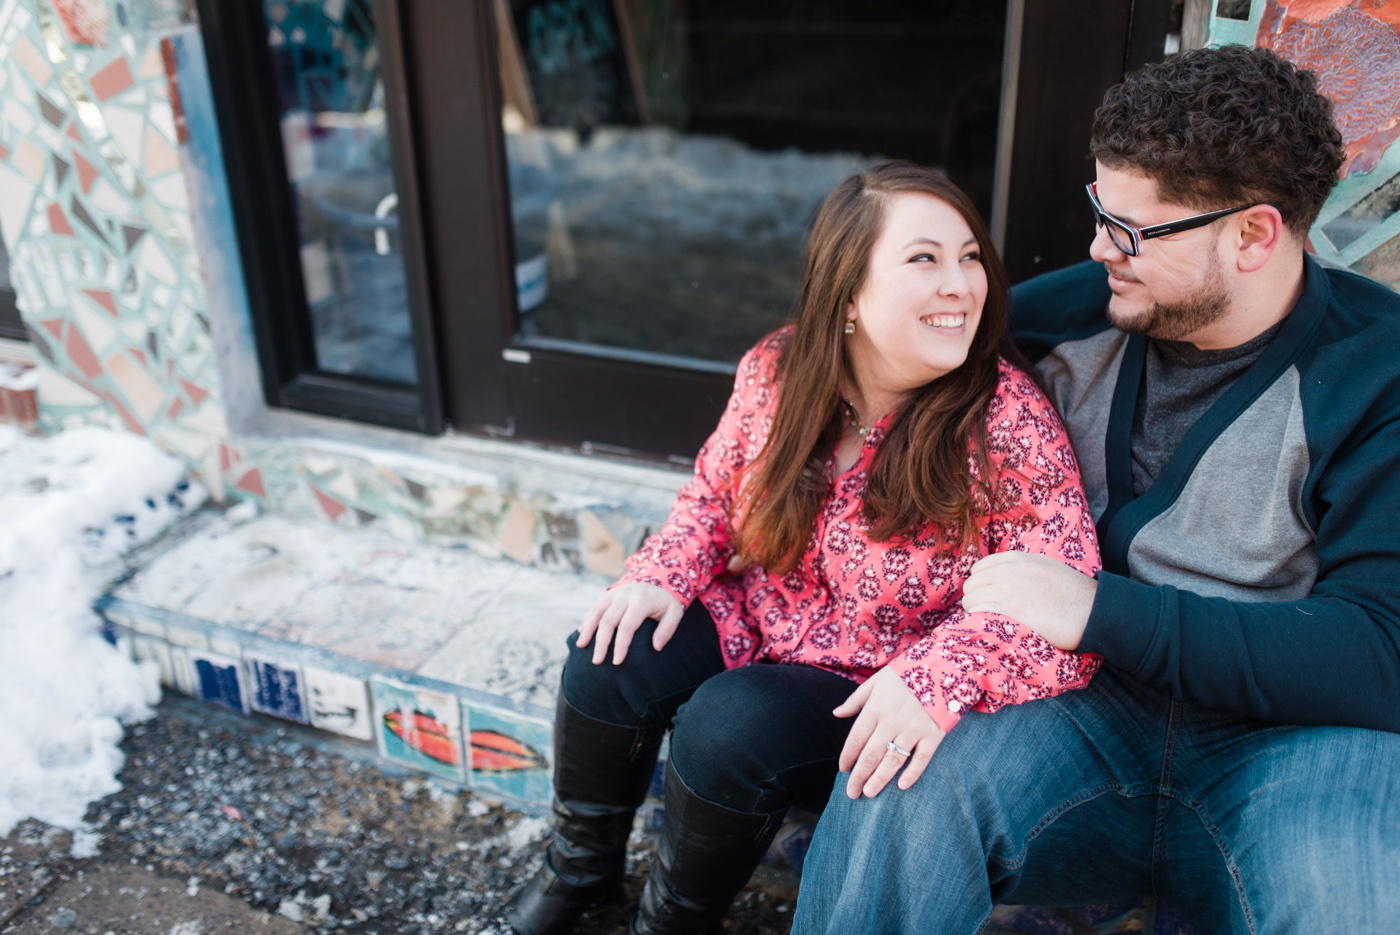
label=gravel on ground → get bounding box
[0,696,796,935]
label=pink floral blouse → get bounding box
[618,329,1103,732]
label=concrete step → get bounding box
[96,502,820,884]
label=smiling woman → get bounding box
[505,161,1107,935]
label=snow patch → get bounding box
[0,426,207,836]
[69,823,102,857]
[503,816,549,851]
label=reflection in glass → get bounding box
[497,0,1007,365]
[261,0,417,385]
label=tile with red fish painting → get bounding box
[463,701,553,805]
[369,676,466,782]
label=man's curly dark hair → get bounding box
[1090,45,1344,237]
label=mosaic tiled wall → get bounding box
[0,0,662,576]
[0,0,231,473]
[1210,0,1400,292]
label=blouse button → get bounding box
[947,700,962,713]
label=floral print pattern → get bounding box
[619,329,1102,732]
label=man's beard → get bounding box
[1106,257,1231,342]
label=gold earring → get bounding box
[844,321,855,335]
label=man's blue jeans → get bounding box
[791,665,1400,934]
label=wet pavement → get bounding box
[0,696,795,935]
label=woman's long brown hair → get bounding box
[731,160,1035,575]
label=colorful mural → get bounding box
[1211,0,1400,290]
[463,701,554,805]
[369,676,468,783]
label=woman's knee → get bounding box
[561,625,655,726]
[668,667,845,812]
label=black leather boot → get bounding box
[507,693,663,935]
[630,759,785,935]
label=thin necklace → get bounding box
[843,400,872,438]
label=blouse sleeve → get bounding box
[888,364,1104,732]
[615,334,784,606]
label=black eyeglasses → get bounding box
[1085,182,1265,257]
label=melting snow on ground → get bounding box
[0,425,207,837]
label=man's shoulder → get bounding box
[1317,263,1400,345]
[1008,261,1115,363]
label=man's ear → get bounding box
[1235,205,1286,273]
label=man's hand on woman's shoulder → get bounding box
[961,552,1097,651]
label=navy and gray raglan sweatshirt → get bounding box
[1010,255,1400,733]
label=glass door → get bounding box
[497,0,1007,370]
[197,0,442,433]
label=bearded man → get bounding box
[791,45,1400,934]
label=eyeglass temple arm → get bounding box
[1138,203,1252,239]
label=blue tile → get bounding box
[245,656,310,724]
[189,650,248,715]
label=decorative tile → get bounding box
[12,138,48,183]
[463,701,553,805]
[4,96,38,137]
[304,666,373,740]
[36,364,100,407]
[53,0,110,49]
[68,195,106,242]
[101,101,143,163]
[189,648,249,715]
[64,320,102,378]
[72,299,116,354]
[87,176,127,215]
[245,655,310,724]
[370,676,467,783]
[0,163,37,251]
[311,484,347,523]
[580,510,625,577]
[36,89,65,126]
[88,55,133,101]
[72,149,98,192]
[10,34,53,86]
[136,233,176,283]
[105,348,164,421]
[498,502,537,564]
[81,287,117,315]
[177,377,207,405]
[137,46,163,80]
[142,120,178,176]
[46,201,74,236]
[232,466,266,498]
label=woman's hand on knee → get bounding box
[577,583,685,666]
[834,667,946,799]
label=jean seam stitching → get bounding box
[1150,700,1183,895]
[986,781,1156,872]
[1166,787,1259,935]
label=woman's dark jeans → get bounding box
[562,601,857,815]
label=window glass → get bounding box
[261,0,418,385]
[497,0,1007,366]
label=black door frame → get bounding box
[195,0,444,434]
